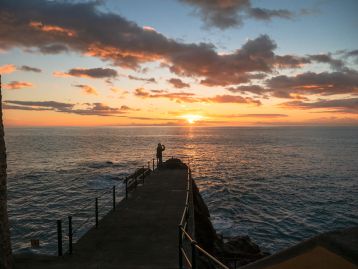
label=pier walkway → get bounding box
[14,167,187,269]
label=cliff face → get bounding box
[191,179,269,268]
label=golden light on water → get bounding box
[182,114,203,124]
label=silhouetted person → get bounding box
[156,143,165,167]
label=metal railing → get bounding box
[178,167,230,269]
[55,160,154,256]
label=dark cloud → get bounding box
[274,55,310,68]
[344,49,358,64]
[174,35,281,86]
[248,8,293,20]
[345,49,358,58]
[18,65,42,73]
[227,85,267,95]
[0,0,308,87]
[69,103,126,116]
[4,100,136,116]
[180,0,294,29]
[2,104,51,111]
[128,75,156,83]
[5,100,73,110]
[266,70,358,96]
[168,78,190,88]
[134,87,260,105]
[308,53,345,70]
[281,98,358,114]
[228,69,358,98]
[55,67,118,79]
[39,44,68,54]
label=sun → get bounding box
[182,114,203,124]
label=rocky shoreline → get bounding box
[163,158,269,268]
[191,175,269,268]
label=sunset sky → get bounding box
[0,0,357,126]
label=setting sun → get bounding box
[182,114,203,124]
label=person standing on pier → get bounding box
[156,143,165,167]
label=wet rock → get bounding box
[192,179,269,268]
[192,181,219,253]
[161,158,188,170]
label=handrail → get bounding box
[178,166,230,269]
[55,158,155,256]
[195,244,230,269]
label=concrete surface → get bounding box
[241,226,358,269]
[14,168,187,269]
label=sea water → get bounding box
[5,126,358,254]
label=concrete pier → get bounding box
[14,167,187,269]
[13,161,358,269]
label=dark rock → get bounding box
[191,178,269,268]
[161,158,188,170]
[192,181,219,253]
[222,236,261,256]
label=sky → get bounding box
[0,0,357,126]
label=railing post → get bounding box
[125,178,128,199]
[156,158,158,169]
[68,216,72,255]
[185,206,189,231]
[112,185,116,211]
[142,166,145,184]
[95,197,98,228]
[57,220,63,256]
[191,241,197,269]
[178,225,183,269]
[152,158,155,171]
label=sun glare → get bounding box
[182,114,203,124]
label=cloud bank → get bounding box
[0,0,316,88]
[4,100,135,116]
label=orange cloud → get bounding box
[202,95,261,105]
[74,84,98,95]
[0,64,16,74]
[168,78,190,88]
[3,81,32,90]
[134,88,261,105]
[280,98,358,114]
[29,21,76,37]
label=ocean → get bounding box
[5,126,358,255]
